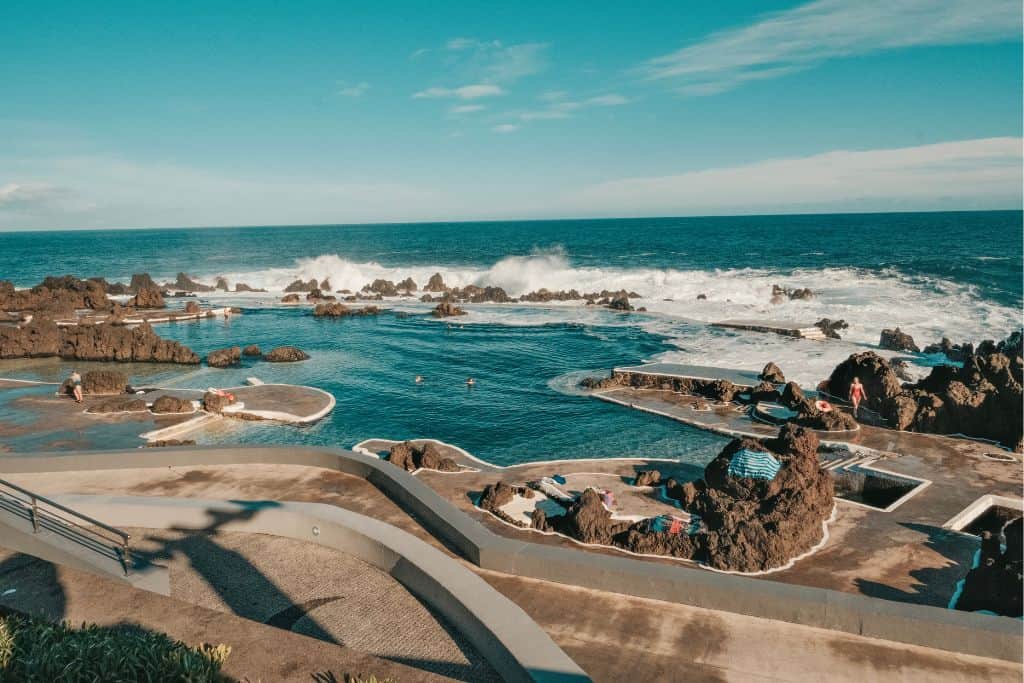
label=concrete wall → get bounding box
[1,445,1020,662]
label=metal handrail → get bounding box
[0,477,132,574]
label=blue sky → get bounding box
[1,0,1021,229]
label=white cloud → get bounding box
[0,183,67,207]
[450,104,486,114]
[641,0,1020,94]
[569,138,1023,214]
[485,42,547,82]
[492,124,520,133]
[519,93,629,121]
[413,84,504,100]
[337,81,370,97]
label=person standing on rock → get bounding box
[69,371,83,403]
[848,377,866,417]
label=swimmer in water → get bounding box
[415,375,424,384]
[466,377,475,387]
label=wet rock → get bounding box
[129,287,165,309]
[424,273,448,292]
[779,382,804,409]
[365,279,399,297]
[771,284,813,303]
[956,517,1022,617]
[151,395,193,413]
[635,470,661,487]
[0,276,111,315]
[698,379,738,402]
[578,374,620,391]
[202,391,235,413]
[313,303,381,317]
[128,273,159,294]
[520,288,584,302]
[814,318,848,339]
[214,277,230,291]
[432,301,466,317]
[280,293,301,303]
[696,293,708,300]
[59,323,200,364]
[826,352,903,410]
[922,337,972,362]
[146,439,197,447]
[89,397,147,413]
[284,278,319,293]
[793,404,858,431]
[397,277,417,292]
[880,327,920,352]
[607,295,634,311]
[387,440,459,472]
[889,357,915,382]
[206,346,241,368]
[0,319,60,358]
[319,278,332,292]
[82,370,127,395]
[234,282,266,293]
[170,273,214,292]
[264,345,310,362]
[183,301,201,314]
[759,362,785,384]
[551,488,631,545]
[749,381,780,404]
[242,344,261,357]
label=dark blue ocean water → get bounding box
[0,211,1020,464]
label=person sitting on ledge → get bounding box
[68,371,83,403]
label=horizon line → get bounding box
[0,206,1021,234]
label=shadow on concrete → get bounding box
[0,554,66,621]
[854,522,972,607]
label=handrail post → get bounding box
[30,496,38,532]
[122,536,131,576]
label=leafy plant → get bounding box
[0,613,232,682]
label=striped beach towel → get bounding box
[728,448,781,481]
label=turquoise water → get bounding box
[0,212,1020,464]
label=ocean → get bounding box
[1,211,1021,465]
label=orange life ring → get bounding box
[815,399,833,412]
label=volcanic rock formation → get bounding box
[956,516,1023,617]
[386,441,459,472]
[264,346,310,362]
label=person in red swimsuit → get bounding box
[848,377,867,416]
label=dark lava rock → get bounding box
[698,379,738,402]
[170,273,214,292]
[551,488,631,545]
[284,278,318,293]
[280,293,301,303]
[956,517,1022,617]
[319,278,332,291]
[151,395,193,413]
[759,362,785,384]
[432,301,466,317]
[815,318,848,340]
[214,277,230,291]
[313,303,381,317]
[635,470,661,487]
[520,288,584,303]
[234,282,266,293]
[771,284,813,303]
[89,397,147,413]
[242,344,262,357]
[424,273,448,292]
[922,337,972,362]
[793,405,858,431]
[129,287,165,309]
[578,374,620,391]
[265,346,310,362]
[696,293,708,300]
[128,273,159,294]
[607,295,634,311]
[365,279,399,297]
[59,322,200,364]
[0,275,111,315]
[749,381,780,403]
[780,381,804,409]
[826,352,903,410]
[206,346,241,368]
[387,441,459,472]
[0,320,60,359]
[82,370,127,395]
[146,439,197,447]
[92,278,130,296]
[397,277,417,292]
[202,391,235,413]
[183,301,201,314]
[879,327,920,352]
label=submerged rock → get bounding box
[264,345,310,362]
[206,346,241,368]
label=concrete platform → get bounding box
[1,460,1018,682]
[51,307,233,326]
[712,319,827,340]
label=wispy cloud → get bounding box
[0,182,67,208]
[492,124,520,133]
[337,81,370,97]
[413,84,504,100]
[569,137,1023,214]
[641,0,1020,95]
[450,104,486,114]
[519,93,629,121]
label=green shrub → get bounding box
[0,613,231,682]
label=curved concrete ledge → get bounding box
[1,445,1020,663]
[51,494,588,683]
